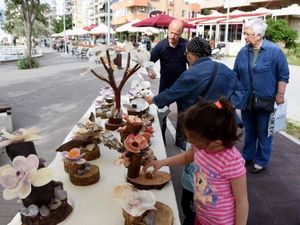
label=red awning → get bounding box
[132,14,195,29]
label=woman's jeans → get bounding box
[241,109,273,167]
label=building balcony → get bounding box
[112,0,149,10]
[112,13,148,25]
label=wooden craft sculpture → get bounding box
[90,49,141,131]
[113,183,173,225]
[0,129,72,225]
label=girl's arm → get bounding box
[143,149,194,175]
[231,175,249,225]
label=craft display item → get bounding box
[61,148,100,186]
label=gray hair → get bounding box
[245,18,267,37]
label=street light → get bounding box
[63,0,67,53]
[224,0,230,55]
[107,0,110,44]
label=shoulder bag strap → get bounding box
[247,48,254,94]
[201,62,219,97]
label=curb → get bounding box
[279,131,300,146]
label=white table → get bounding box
[9,99,181,225]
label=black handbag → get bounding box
[247,95,275,113]
[246,48,275,113]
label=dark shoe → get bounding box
[245,160,253,166]
[250,165,265,174]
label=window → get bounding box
[219,24,242,42]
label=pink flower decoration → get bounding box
[61,148,86,164]
[0,154,53,200]
[124,134,148,153]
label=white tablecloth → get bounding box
[9,99,181,225]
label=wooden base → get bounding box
[122,201,173,225]
[105,120,126,131]
[127,171,171,190]
[70,165,100,186]
[82,145,101,161]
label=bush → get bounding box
[265,19,298,48]
[16,57,40,70]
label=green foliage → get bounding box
[4,0,49,35]
[265,19,298,48]
[285,43,300,66]
[286,119,300,140]
[16,57,40,70]
[51,15,73,34]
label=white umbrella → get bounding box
[89,23,115,35]
[116,19,159,34]
[57,29,74,37]
[71,28,90,36]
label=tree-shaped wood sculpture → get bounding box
[90,50,141,130]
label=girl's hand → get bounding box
[143,160,163,176]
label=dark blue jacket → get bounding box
[153,57,244,112]
[150,38,188,93]
[233,39,290,110]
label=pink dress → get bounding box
[193,145,246,225]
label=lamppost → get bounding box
[107,0,110,44]
[63,0,67,53]
[224,0,230,55]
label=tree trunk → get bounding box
[25,22,33,68]
[127,153,142,179]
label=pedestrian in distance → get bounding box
[144,36,244,225]
[233,18,289,174]
[146,19,188,147]
[143,97,249,225]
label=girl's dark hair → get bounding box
[183,97,239,148]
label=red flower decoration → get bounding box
[124,134,148,153]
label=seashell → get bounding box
[86,143,96,151]
[39,205,50,217]
[143,210,156,225]
[28,204,39,217]
[55,188,68,200]
[77,127,88,134]
[113,183,156,217]
[76,123,85,128]
[77,170,85,176]
[19,204,29,216]
[50,199,62,210]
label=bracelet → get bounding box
[277,93,284,96]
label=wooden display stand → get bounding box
[122,201,173,225]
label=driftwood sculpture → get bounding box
[90,50,141,130]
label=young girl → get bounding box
[143,97,248,225]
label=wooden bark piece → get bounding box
[122,201,173,225]
[69,164,100,186]
[127,153,142,179]
[81,145,101,161]
[127,171,171,190]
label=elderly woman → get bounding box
[233,18,289,174]
[144,36,244,225]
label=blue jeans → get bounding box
[241,110,273,167]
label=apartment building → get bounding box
[87,0,113,26]
[111,0,201,26]
[198,0,300,12]
[72,0,89,28]
[56,0,73,16]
